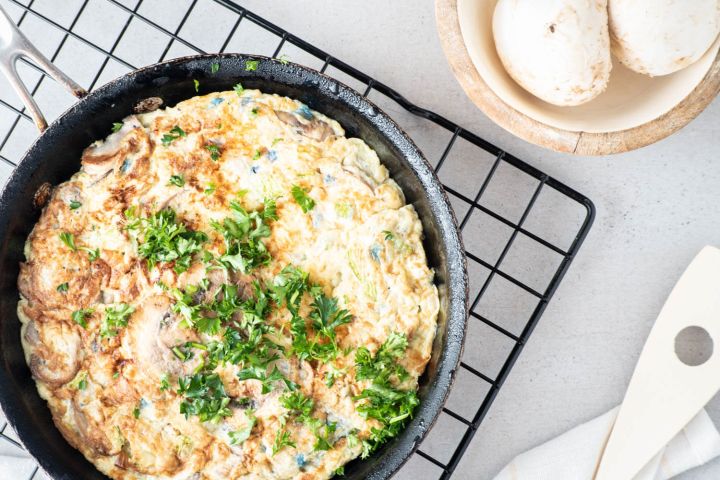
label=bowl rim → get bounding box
[435,0,720,156]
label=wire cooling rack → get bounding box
[0,0,595,478]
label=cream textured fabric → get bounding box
[494,407,720,480]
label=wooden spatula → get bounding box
[594,246,720,480]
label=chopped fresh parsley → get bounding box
[71,308,94,329]
[56,282,69,293]
[77,377,88,390]
[69,200,82,210]
[211,62,220,74]
[309,418,337,451]
[204,183,216,195]
[383,230,395,241]
[354,332,419,457]
[233,83,244,95]
[252,149,262,160]
[126,208,208,273]
[245,59,259,71]
[355,332,409,384]
[278,54,290,65]
[168,174,185,187]
[160,373,170,391]
[272,426,295,455]
[238,365,296,395]
[291,185,315,213]
[280,390,314,420]
[59,232,77,251]
[205,143,221,161]
[193,79,200,93]
[289,293,351,362]
[268,267,350,363]
[271,137,283,146]
[111,122,123,133]
[177,372,232,423]
[324,363,346,388]
[229,411,256,445]
[80,246,100,261]
[211,200,275,274]
[132,405,140,419]
[251,107,259,116]
[161,125,187,146]
[101,303,134,338]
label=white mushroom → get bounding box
[493,0,612,106]
[81,116,151,179]
[127,295,203,381]
[609,0,720,76]
[23,320,82,387]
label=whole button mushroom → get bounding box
[493,0,612,106]
[609,0,720,77]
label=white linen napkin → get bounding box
[493,407,720,480]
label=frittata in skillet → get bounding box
[17,81,439,479]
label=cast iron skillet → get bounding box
[0,7,468,480]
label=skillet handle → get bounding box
[0,4,86,132]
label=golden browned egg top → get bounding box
[17,88,439,479]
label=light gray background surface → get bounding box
[0,1,719,479]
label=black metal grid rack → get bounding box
[0,1,595,478]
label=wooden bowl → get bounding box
[436,0,720,155]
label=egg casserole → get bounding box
[17,85,439,479]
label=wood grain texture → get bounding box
[435,0,720,156]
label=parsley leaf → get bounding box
[229,411,256,445]
[354,332,418,457]
[168,174,185,187]
[111,122,123,133]
[383,230,395,241]
[126,208,208,273]
[245,59,259,71]
[269,266,310,316]
[238,365,296,395]
[280,390,314,420]
[234,83,244,95]
[311,294,352,341]
[291,185,315,213]
[193,79,200,93]
[211,62,220,74]
[211,201,274,274]
[355,332,409,384]
[80,246,100,261]
[59,232,77,251]
[101,303,134,338]
[205,143,221,161]
[160,373,170,391]
[71,308,94,329]
[69,200,82,210]
[56,282,69,293]
[161,125,187,146]
[204,183,216,195]
[177,372,232,423]
[277,54,290,65]
[324,363,346,388]
[272,427,295,455]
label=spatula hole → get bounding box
[675,326,714,366]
